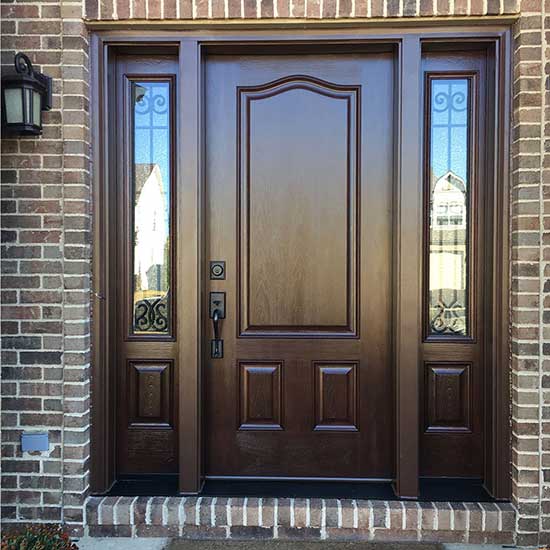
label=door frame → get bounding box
[90,24,512,499]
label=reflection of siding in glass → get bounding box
[132,81,171,334]
[428,78,470,337]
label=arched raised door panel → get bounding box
[237,75,360,338]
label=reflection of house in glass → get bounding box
[133,163,170,332]
[429,171,467,335]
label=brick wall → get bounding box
[0,0,90,537]
[511,0,550,546]
[84,0,518,19]
[2,0,550,545]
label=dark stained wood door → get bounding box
[205,52,396,478]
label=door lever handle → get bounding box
[212,308,221,341]
[209,292,225,359]
[211,307,223,359]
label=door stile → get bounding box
[394,35,422,499]
[178,39,203,494]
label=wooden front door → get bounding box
[204,52,395,478]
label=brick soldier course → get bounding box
[0,0,548,545]
[85,496,516,542]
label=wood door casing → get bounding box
[204,52,395,478]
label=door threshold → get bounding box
[201,478,396,499]
[105,475,496,502]
[106,474,179,497]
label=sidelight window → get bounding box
[426,77,472,337]
[131,80,173,335]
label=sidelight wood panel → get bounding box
[238,77,359,337]
[129,361,173,426]
[425,363,471,433]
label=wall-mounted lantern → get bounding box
[1,52,52,136]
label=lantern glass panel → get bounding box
[24,88,32,124]
[32,90,41,126]
[5,88,23,124]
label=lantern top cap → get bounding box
[14,53,35,77]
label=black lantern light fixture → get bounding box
[1,52,52,136]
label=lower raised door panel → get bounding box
[239,362,283,431]
[314,362,358,432]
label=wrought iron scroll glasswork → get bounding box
[132,81,171,334]
[134,294,169,332]
[427,78,470,336]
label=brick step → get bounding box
[86,497,516,543]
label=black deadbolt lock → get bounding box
[210,261,225,280]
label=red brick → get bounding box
[292,0,305,17]
[212,0,225,17]
[386,0,399,16]
[243,0,256,17]
[133,0,146,17]
[147,0,161,17]
[180,0,193,17]
[436,0,450,14]
[371,0,384,16]
[1,5,40,19]
[277,0,290,17]
[165,0,178,16]
[339,0,352,16]
[322,0,336,17]
[86,0,99,18]
[306,0,320,17]
[261,0,274,17]
[195,0,208,18]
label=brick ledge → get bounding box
[85,496,516,543]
